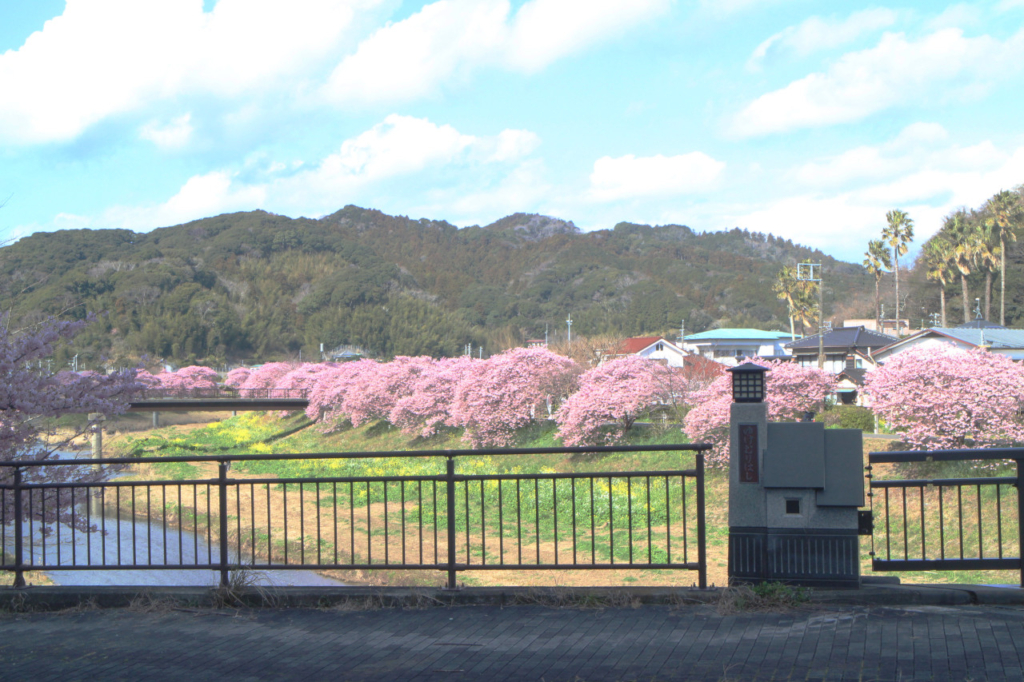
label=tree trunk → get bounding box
[962,274,971,324]
[789,315,795,342]
[874,276,881,329]
[985,272,992,322]
[894,257,900,334]
[1001,236,1007,327]
[939,287,946,327]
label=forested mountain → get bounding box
[0,206,875,368]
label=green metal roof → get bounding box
[684,329,792,342]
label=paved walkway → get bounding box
[2,602,1024,681]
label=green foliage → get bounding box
[815,405,875,431]
[0,206,874,365]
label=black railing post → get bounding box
[218,461,229,588]
[12,466,25,588]
[445,456,457,589]
[695,451,707,589]
[1017,458,1024,588]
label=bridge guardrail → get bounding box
[0,444,708,590]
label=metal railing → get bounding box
[138,387,310,400]
[0,444,708,589]
[868,447,1024,586]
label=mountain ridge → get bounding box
[0,205,875,367]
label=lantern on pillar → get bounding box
[726,362,768,403]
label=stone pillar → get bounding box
[88,413,106,519]
[152,411,160,428]
[728,401,769,586]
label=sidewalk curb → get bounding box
[2,583,1022,611]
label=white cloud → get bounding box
[997,0,1024,11]
[926,3,982,30]
[747,8,896,70]
[440,159,551,221]
[139,113,193,149]
[294,114,477,193]
[480,129,541,163]
[322,0,669,105]
[734,126,1024,257]
[0,0,373,144]
[732,28,1024,137]
[78,115,544,231]
[796,123,1006,190]
[889,121,950,149]
[101,171,267,231]
[504,0,671,73]
[586,152,725,202]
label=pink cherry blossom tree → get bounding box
[304,359,378,430]
[0,316,142,532]
[450,347,581,447]
[684,358,836,467]
[555,355,679,446]
[224,367,251,388]
[390,356,476,437]
[341,356,435,427]
[865,346,1024,450]
[155,365,221,396]
[239,362,294,395]
[276,363,337,393]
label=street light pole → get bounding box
[797,263,825,370]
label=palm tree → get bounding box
[985,189,1023,325]
[923,237,954,327]
[882,209,914,334]
[863,239,892,329]
[976,223,1000,322]
[773,266,800,341]
[945,211,985,324]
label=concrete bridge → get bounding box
[126,388,309,413]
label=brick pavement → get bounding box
[2,603,1024,681]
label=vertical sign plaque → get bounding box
[738,423,759,483]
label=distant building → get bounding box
[872,321,1024,363]
[786,326,897,374]
[681,329,792,366]
[835,368,871,407]
[526,339,547,348]
[327,344,367,361]
[844,318,912,337]
[611,337,689,367]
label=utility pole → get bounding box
[545,323,549,346]
[566,313,573,345]
[797,263,824,370]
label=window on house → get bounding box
[656,343,663,351]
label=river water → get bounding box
[21,450,345,587]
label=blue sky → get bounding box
[1,0,1023,261]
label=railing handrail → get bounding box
[0,443,712,468]
[136,387,311,399]
[0,446,708,590]
[869,447,1024,463]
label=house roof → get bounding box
[836,368,868,386]
[957,319,1007,329]
[618,336,663,354]
[787,326,897,353]
[684,328,792,342]
[918,328,1024,350]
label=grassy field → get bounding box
[102,414,1022,588]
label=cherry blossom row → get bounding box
[141,346,1024,467]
